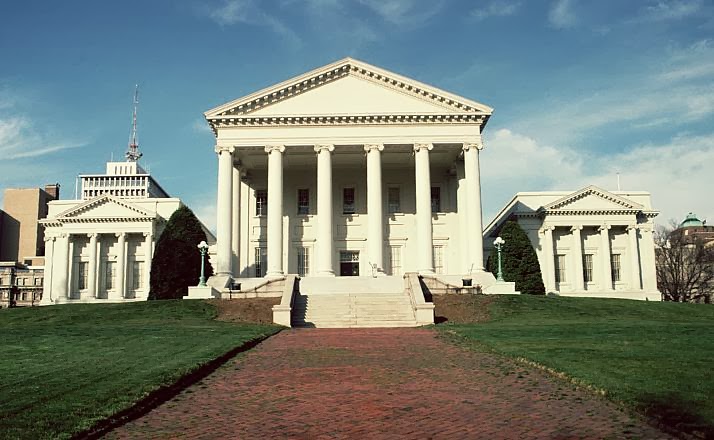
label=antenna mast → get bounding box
[126,84,143,162]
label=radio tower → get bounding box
[126,84,143,162]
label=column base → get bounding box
[265,271,285,280]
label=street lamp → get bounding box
[494,237,505,282]
[197,241,209,287]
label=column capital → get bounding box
[87,233,98,239]
[214,145,235,154]
[598,223,611,232]
[364,143,384,153]
[413,143,433,152]
[143,231,153,238]
[314,144,334,153]
[44,235,56,243]
[570,225,583,232]
[115,232,126,238]
[462,138,484,151]
[539,224,555,235]
[627,223,639,231]
[265,145,286,154]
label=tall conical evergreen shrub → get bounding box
[149,205,213,300]
[487,220,545,295]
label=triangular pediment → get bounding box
[54,195,155,221]
[542,186,644,212]
[205,58,493,119]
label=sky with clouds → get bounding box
[0,0,712,231]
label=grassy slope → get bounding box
[443,295,714,436]
[0,300,280,440]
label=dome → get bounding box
[680,212,704,228]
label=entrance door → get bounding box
[339,251,360,276]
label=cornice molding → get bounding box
[207,113,487,132]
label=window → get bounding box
[583,254,593,283]
[21,291,27,301]
[34,277,42,286]
[132,261,143,290]
[388,187,401,214]
[343,187,355,214]
[105,261,115,290]
[78,262,88,290]
[297,247,309,277]
[554,255,566,283]
[297,189,310,215]
[255,190,268,216]
[388,246,402,276]
[255,247,267,277]
[433,246,444,274]
[431,186,441,213]
[611,254,621,282]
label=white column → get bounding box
[463,140,485,272]
[87,233,98,299]
[414,143,434,274]
[365,143,385,275]
[314,144,335,276]
[571,225,584,291]
[639,224,658,292]
[52,234,70,301]
[265,145,285,278]
[455,162,469,273]
[215,146,234,276]
[144,231,153,298]
[115,232,126,299]
[41,236,55,304]
[231,165,241,275]
[541,226,556,292]
[67,237,75,298]
[628,224,642,290]
[599,224,613,291]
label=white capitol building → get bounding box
[41,58,660,326]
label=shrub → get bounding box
[149,205,213,300]
[487,220,545,295]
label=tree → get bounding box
[655,221,714,303]
[149,205,213,300]
[487,220,545,295]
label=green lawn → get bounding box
[441,295,714,437]
[0,300,280,440]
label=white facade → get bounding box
[484,186,660,300]
[40,161,193,305]
[204,58,509,293]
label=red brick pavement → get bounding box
[107,328,670,439]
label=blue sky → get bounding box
[1,0,712,230]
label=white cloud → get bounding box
[205,0,301,45]
[0,113,85,160]
[548,0,577,29]
[509,39,714,146]
[639,0,703,22]
[471,1,521,21]
[357,0,443,26]
[480,128,714,226]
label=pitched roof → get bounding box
[204,57,493,120]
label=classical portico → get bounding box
[205,58,503,292]
[485,186,660,300]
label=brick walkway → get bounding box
[107,329,669,439]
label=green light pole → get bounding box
[494,237,505,282]
[197,240,209,287]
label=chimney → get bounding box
[45,183,60,200]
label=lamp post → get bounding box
[494,237,505,282]
[197,241,209,287]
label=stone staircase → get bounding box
[291,292,418,328]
